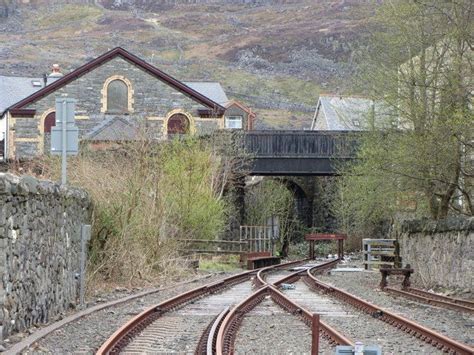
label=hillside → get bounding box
[0,0,376,129]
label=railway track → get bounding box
[97,259,305,354]
[98,258,474,355]
[252,260,473,354]
[384,286,474,314]
[299,266,474,354]
[216,259,352,354]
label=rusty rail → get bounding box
[216,258,352,354]
[97,259,308,354]
[96,270,254,354]
[215,285,354,354]
[196,307,230,355]
[254,258,309,287]
[384,287,474,314]
[272,258,339,287]
[304,269,474,355]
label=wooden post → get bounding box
[338,239,344,259]
[311,313,320,355]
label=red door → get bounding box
[167,114,190,135]
[44,112,56,133]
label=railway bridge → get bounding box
[234,130,361,230]
[243,130,359,176]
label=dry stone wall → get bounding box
[0,173,91,338]
[398,217,473,291]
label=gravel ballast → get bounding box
[17,273,235,354]
[234,296,333,354]
[317,259,474,347]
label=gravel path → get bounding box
[283,280,441,354]
[317,261,474,347]
[234,296,333,354]
[19,272,238,354]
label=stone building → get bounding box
[310,95,375,131]
[0,47,255,160]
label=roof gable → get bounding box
[9,47,225,114]
[312,95,372,131]
[84,116,139,141]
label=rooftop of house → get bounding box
[0,77,228,117]
[183,82,229,106]
[0,75,58,114]
[312,95,375,131]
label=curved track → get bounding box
[303,268,473,354]
[216,259,351,354]
[98,258,474,355]
[97,259,305,354]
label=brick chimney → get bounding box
[48,64,63,77]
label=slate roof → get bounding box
[83,117,139,141]
[311,95,374,131]
[0,76,58,113]
[184,82,229,106]
[8,47,226,115]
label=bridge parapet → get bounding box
[244,130,359,158]
[242,130,360,176]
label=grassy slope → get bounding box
[0,1,374,129]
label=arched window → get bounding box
[44,112,56,133]
[167,113,190,135]
[107,79,128,113]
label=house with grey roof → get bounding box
[0,75,60,160]
[310,95,376,131]
[1,47,255,160]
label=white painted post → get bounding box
[61,100,67,185]
[80,224,91,308]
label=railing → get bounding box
[177,238,247,255]
[239,225,276,253]
[243,130,360,158]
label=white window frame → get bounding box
[225,115,243,129]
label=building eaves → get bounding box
[8,47,225,114]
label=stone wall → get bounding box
[0,173,91,338]
[398,217,473,291]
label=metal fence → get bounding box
[239,225,276,253]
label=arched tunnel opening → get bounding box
[241,177,313,257]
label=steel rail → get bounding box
[304,269,474,355]
[384,287,474,314]
[254,258,309,287]
[96,270,254,354]
[385,287,474,314]
[216,258,352,354]
[272,258,340,287]
[97,259,307,354]
[195,307,230,355]
[215,285,354,355]
[407,287,474,308]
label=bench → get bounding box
[240,252,281,270]
[379,264,414,289]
